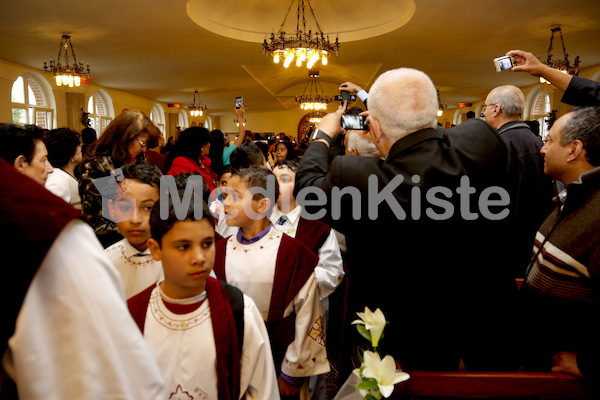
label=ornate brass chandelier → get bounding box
[263,0,339,69]
[43,34,90,88]
[540,26,580,84]
[188,90,207,117]
[296,70,332,111]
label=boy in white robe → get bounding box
[128,194,279,399]
[270,160,344,400]
[213,166,330,399]
[105,161,164,299]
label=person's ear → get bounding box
[13,155,27,172]
[107,198,117,220]
[256,196,272,215]
[147,238,162,261]
[566,140,585,163]
[369,118,383,144]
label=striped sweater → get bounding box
[522,166,600,381]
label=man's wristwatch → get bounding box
[309,128,333,146]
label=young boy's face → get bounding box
[148,219,215,299]
[273,164,295,209]
[108,179,160,252]
[221,175,266,228]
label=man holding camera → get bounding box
[295,68,519,375]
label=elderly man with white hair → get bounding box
[296,68,519,376]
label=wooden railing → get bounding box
[392,371,596,399]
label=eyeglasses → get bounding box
[137,137,148,147]
[481,104,498,113]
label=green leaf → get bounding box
[356,378,378,390]
[365,394,380,400]
[356,325,372,342]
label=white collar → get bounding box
[120,238,152,259]
[270,205,302,226]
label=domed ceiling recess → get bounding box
[187,0,416,43]
[186,0,416,109]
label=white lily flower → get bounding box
[352,307,387,347]
[362,351,410,398]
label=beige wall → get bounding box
[3,58,599,139]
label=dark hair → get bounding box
[230,141,265,169]
[173,172,212,203]
[209,129,225,178]
[164,126,211,173]
[121,160,163,187]
[345,106,364,116]
[229,166,279,206]
[150,193,214,245]
[83,110,159,167]
[43,128,81,168]
[274,140,298,161]
[0,123,44,164]
[561,106,600,166]
[274,159,298,173]
[466,111,476,119]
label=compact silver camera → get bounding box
[493,56,516,72]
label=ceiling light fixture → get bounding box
[43,34,90,88]
[540,26,580,85]
[296,70,332,111]
[263,0,339,69]
[436,89,447,117]
[188,90,207,117]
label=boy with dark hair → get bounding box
[230,141,268,170]
[105,161,164,299]
[128,194,279,399]
[214,166,329,398]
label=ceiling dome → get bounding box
[187,0,416,43]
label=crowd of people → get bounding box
[1,48,600,399]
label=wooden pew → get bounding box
[394,371,596,399]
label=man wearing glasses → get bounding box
[481,85,555,278]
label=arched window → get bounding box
[11,74,54,129]
[205,115,213,131]
[529,90,551,141]
[178,110,189,130]
[87,91,113,134]
[150,104,166,135]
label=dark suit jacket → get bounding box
[295,119,519,371]
[562,76,600,107]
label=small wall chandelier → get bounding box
[263,0,339,69]
[309,111,326,123]
[188,90,207,117]
[43,34,90,88]
[296,70,332,111]
[540,26,580,84]
[436,89,447,117]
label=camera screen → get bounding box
[341,114,367,130]
[235,96,243,109]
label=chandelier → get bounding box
[309,111,326,123]
[436,89,447,117]
[263,0,339,69]
[188,90,207,117]
[43,34,90,88]
[296,70,332,111]
[540,26,580,84]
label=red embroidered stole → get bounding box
[295,217,331,255]
[0,158,81,354]
[127,277,241,400]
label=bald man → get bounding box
[482,85,555,277]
